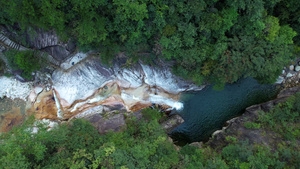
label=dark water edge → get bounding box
[170,77,280,145]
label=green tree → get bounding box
[5,50,41,80]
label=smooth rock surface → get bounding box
[52,57,203,110]
[52,58,114,107]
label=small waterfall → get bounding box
[149,94,183,111]
[52,89,63,118]
[52,57,203,110]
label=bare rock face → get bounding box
[85,113,126,134]
[26,28,59,49]
[24,28,76,62]
[43,46,70,61]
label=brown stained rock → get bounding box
[31,90,58,120]
[129,102,152,112]
[0,107,25,132]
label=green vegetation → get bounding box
[4,50,42,80]
[1,94,299,169]
[0,58,5,74]
[218,92,300,169]
[259,92,300,140]
[244,122,261,129]
[0,0,299,87]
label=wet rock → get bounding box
[161,114,184,132]
[31,90,59,120]
[295,66,300,72]
[141,63,203,94]
[50,57,203,119]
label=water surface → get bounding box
[171,78,279,144]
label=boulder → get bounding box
[85,113,126,134]
[161,114,184,132]
[43,46,70,61]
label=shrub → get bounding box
[258,93,300,140]
[244,122,261,129]
[4,50,41,80]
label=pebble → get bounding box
[289,65,294,71]
[295,66,300,71]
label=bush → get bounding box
[4,50,41,80]
[258,93,300,140]
[244,122,261,129]
[0,58,5,74]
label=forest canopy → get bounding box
[0,0,299,88]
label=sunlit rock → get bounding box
[60,52,88,70]
[31,90,59,120]
[0,77,33,100]
[52,58,114,108]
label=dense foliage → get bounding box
[0,0,299,87]
[4,50,42,79]
[1,98,299,169]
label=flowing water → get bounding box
[170,78,279,145]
